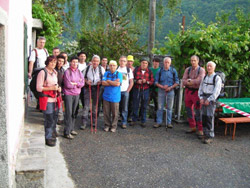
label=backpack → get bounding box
[203,71,226,98]
[29,68,50,99]
[29,48,49,71]
[84,65,103,81]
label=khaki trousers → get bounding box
[103,99,119,129]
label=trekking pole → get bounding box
[89,84,93,133]
[95,84,100,133]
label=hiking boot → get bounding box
[104,127,109,132]
[153,124,161,128]
[64,134,74,139]
[110,128,116,133]
[185,128,196,134]
[80,124,87,130]
[45,139,56,147]
[71,131,78,135]
[167,124,173,129]
[203,138,213,144]
[141,122,146,128]
[52,131,58,138]
[196,131,204,139]
[121,124,127,129]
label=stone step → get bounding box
[15,109,46,188]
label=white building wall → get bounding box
[6,0,32,186]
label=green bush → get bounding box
[78,24,146,62]
[153,9,250,96]
[32,3,63,53]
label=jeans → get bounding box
[43,102,58,140]
[156,89,174,125]
[64,95,80,135]
[120,91,129,125]
[132,88,150,123]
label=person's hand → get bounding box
[166,86,172,92]
[200,99,205,105]
[97,81,102,85]
[137,79,142,84]
[71,82,77,85]
[204,100,210,106]
[58,86,62,93]
[142,79,146,83]
[186,79,192,86]
[87,80,92,85]
[28,72,32,79]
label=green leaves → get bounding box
[32,2,63,53]
[155,9,250,96]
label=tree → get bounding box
[153,9,250,96]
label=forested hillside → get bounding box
[63,0,250,47]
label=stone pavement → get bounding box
[59,114,250,188]
[16,105,75,188]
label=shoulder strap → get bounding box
[84,65,90,79]
[213,74,217,86]
[187,67,191,78]
[44,48,49,56]
[98,65,103,80]
[188,66,200,78]
[171,67,176,83]
[158,68,163,82]
[34,49,38,57]
[127,67,130,79]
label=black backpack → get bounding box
[203,71,226,98]
[29,68,49,99]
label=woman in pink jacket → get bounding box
[63,56,85,139]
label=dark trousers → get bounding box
[132,88,150,123]
[64,95,80,135]
[149,89,158,120]
[201,100,216,138]
[43,102,58,140]
[75,87,85,118]
[127,87,134,119]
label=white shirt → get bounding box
[29,48,48,68]
[63,61,70,70]
[84,65,105,85]
[78,62,87,72]
[117,66,134,92]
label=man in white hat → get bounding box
[102,60,123,132]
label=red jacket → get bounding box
[39,90,62,111]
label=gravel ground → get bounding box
[59,113,250,188]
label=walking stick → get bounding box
[89,84,93,133]
[95,84,100,133]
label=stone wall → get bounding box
[0,24,9,188]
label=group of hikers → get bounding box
[29,36,222,147]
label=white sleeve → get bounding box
[29,50,36,62]
[129,68,134,79]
